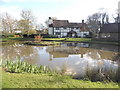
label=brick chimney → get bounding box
[48,17,53,27]
[82,20,85,31]
[82,20,84,24]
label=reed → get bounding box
[3,60,52,74]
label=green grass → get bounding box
[0,37,34,42]
[42,38,120,45]
[0,37,34,45]
[2,71,119,88]
[42,38,65,41]
[42,38,91,42]
[1,37,120,45]
[66,38,91,42]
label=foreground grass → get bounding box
[2,71,119,88]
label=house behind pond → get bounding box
[97,23,120,42]
[48,17,90,38]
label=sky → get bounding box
[0,0,120,25]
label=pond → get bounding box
[1,42,120,82]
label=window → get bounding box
[55,32,61,35]
[71,27,74,29]
[56,27,59,30]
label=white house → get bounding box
[48,17,90,38]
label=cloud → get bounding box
[1,0,70,3]
[54,0,119,22]
[0,6,21,19]
[0,0,119,24]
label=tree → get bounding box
[86,11,109,37]
[17,19,32,34]
[112,9,120,23]
[18,9,35,35]
[1,13,16,36]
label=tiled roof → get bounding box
[68,23,82,28]
[52,20,89,31]
[53,20,83,28]
[100,23,120,33]
[53,20,69,27]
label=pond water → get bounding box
[1,42,120,81]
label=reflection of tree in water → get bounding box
[2,44,41,63]
[84,60,119,82]
[112,53,120,82]
[112,53,120,61]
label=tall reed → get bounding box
[3,60,52,74]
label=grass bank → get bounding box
[42,38,120,45]
[2,71,119,88]
[2,60,119,88]
[0,37,34,42]
[0,37,34,45]
[42,38,91,42]
[1,37,120,46]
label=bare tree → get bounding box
[86,13,101,35]
[1,13,16,36]
[112,8,120,23]
[86,11,109,37]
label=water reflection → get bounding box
[1,42,120,81]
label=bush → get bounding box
[15,33,22,35]
[8,35,14,37]
[23,34,28,38]
[23,34,40,38]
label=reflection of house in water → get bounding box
[89,43,120,52]
[61,43,89,48]
[46,45,118,61]
[47,46,87,59]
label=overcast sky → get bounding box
[0,0,120,24]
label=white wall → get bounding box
[80,32,89,38]
[49,27,89,37]
[48,27,53,35]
